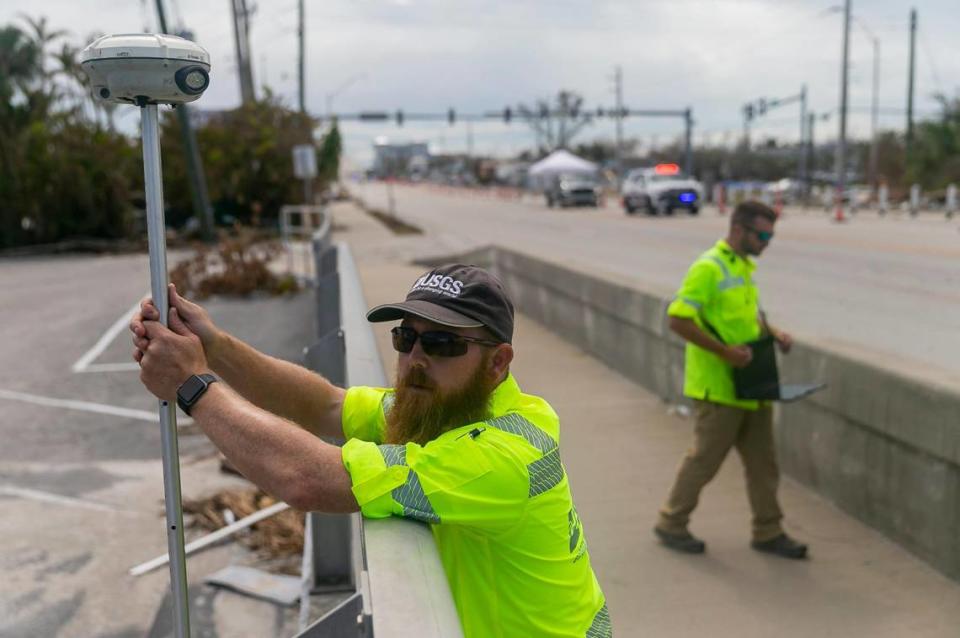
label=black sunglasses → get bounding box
[391,326,501,358]
[742,224,774,242]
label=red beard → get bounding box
[385,358,495,446]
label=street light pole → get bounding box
[906,8,917,160]
[325,73,366,118]
[834,0,851,222]
[850,13,881,198]
[613,65,624,178]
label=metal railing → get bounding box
[295,211,462,637]
[280,205,329,281]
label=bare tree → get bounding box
[517,90,593,154]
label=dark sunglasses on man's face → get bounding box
[391,326,501,358]
[742,224,774,242]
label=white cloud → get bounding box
[4,0,958,166]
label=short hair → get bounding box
[731,201,777,228]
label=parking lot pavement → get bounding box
[0,250,319,637]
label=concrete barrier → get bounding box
[429,245,960,581]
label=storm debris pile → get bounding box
[183,488,304,558]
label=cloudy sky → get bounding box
[5,0,958,166]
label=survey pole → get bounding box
[141,102,191,638]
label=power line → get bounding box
[919,33,944,96]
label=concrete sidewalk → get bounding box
[332,200,960,637]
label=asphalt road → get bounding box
[353,181,960,390]
[0,251,316,637]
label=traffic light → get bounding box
[758,98,767,116]
[396,110,404,126]
[448,108,456,125]
[596,107,605,117]
[744,103,754,121]
[503,107,512,124]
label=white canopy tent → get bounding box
[527,150,598,190]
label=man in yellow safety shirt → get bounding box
[654,201,808,560]
[131,263,611,637]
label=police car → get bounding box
[620,163,703,215]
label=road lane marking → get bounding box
[79,362,142,373]
[0,389,193,426]
[71,299,145,373]
[0,485,122,513]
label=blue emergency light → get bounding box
[680,193,697,203]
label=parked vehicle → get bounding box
[621,164,703,215]
[545,173,601,208]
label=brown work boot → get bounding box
[751,533,808,560]
[654,527,706,554]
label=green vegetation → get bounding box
[907,96,960,191]
[158,94,321,229]
[1,16,342,250]
[0,18,140,249]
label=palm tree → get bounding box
[0,26,40,103]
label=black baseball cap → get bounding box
[366,264,515,343]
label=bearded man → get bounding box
[131,264,610,638]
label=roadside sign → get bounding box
[293,144,317,179]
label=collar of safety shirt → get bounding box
[487,373,521,415]
[716,239,757,273]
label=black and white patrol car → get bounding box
[620,164,703,215]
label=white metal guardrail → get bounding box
[295,212,462,637]
[280,205,329,281]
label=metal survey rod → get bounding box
[141,102,191,638]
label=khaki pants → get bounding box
[657,400,784,542]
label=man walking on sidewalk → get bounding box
[654,201,808,560]
[131,263,611,637]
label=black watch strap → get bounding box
[176,373,218,416]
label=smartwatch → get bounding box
[176,373,218,416]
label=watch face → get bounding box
[179,375,206,403]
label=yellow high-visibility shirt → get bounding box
[340,374,611,637]
[667,239,763,410]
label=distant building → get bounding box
[371,138,430,178]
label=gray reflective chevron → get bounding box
[704,255,745,291]
[528,448,564,497]
[487,413,565,498]
[381,393,395,415]
[585,603,612,638]
[378,444,440,524]
[486,413,556,454]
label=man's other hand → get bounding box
[137,307,210,401]
[723,344,753,368]
[773,330,793,354]
[130,284,221,357]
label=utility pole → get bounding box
[906,7,917,160]
[807,112,816,197]
[798,84,807,193]
[684,107,693,177]
[155,0,215,241]
[298,0,305,114]
[613,66,624,178]
[466,121,474,159]
[742,103,753,150]
[869,37,880,195]
[834,0,851,222]
[230,0,255,104]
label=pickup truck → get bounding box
[545,173,601,208]
[621,164,703,215]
